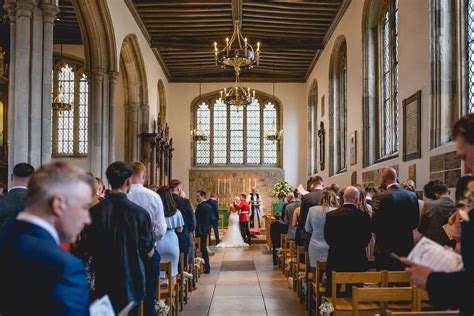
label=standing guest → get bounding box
[328,183,341,198]
[234,194,251,244]
[455,175,474,201]
[284,192,301,241]
[372,168,419,271]
[296,176,324,248]
[95,177,106,200]
[247,187,264,233]
[0,162,93,315]
[127,162,167,316]
[0,184,5,197]
[0,163,35,229]
[423,181,437,201]
[305,189,339,267]
[195,190,212,273]
[401,114,474,315]
[449,176,474,253]
[324,187,372,293]
[156,187,184,284]
[365,186,377,207]
[270,213,288,266]
[170,179,196,283]
[80,161,154,313]
[418,180,455,247]
[355,184,376,261]
[208,195,221,244]
[400,180,425,244]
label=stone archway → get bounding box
[119,34,149,162]
[72,0,118,176]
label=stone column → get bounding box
[89,68,105,177]
[129,103,139,161]
[108,71,118,164]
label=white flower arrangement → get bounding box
[195,257,205,264]
[297,272,306,280]
[319,301,334,316]
[155,299,170,316]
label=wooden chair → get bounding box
[330,271,384,315]
[414,288,431,311]
[288,240,296,280]
[309,260,326,316]
[304,251,312,309]
[384,271,411,286]
[186,263,194,293]
[157,262,175,316]
[387,312,459,316]
[294,246,305,295]
[352,286,416,316]
[281,234,288,273]
[176,253,185,311]
[193,237,202,279]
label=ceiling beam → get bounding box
[151,38,323,50]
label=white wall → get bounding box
[304,0,456,189]
[168,82,307,194]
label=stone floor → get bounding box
[182,244,306,316]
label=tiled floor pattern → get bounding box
[182,244,305,316]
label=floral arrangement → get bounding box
[155,300,170,316]
[195,257,205,264]
[319,301,334,316]
[272,180,293,200]
[183,271,193,285]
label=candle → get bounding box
[248,178,251,192]
[254,178,256,188]
[229,178,232,196]
[218,178,220,196]
[226,37,229,54]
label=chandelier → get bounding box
[190,127,208,143]
[214,20,260,74]
[265,120,283,143]
[52,83,73,112]
[220,73,256,107]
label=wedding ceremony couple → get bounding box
[217,191,263,248]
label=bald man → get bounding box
[372,167,419,271]
[324,186,372,279]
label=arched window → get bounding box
[51,61,88,157]
[362,0,399,165]
[192,91,281,166]
[308,80,318,175]
[329,36,347,175]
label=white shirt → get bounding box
[17,212,60,245]
[386,183,399,190]
[9,185,27,192]
[128,184,167,241]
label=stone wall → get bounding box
[189,168,285,213]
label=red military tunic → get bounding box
[234,201,250,222]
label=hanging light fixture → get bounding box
[219,71,256,108]
[191,64,208,143]
[265,63,283,142]
[213,20,260,75]
[52,43,73,112]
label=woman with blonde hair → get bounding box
[304,189,339,267]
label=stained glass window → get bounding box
[467,0,474,113]
[195,102,210,165]
[193,93,281,166]
[51,62,89,156]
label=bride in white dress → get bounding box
[217,201,249,248]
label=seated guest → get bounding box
[372,168,419,271]
[402,114,474,314]
[0,162,93,315]
[156,187,184,284]
[324,186,372,294]
[284,192,301,241]
[270,213,288,266]
[305,189,339,267]
[418,180,455,247]
[365,186,377,207]
[0,162,35,229]
[80,161,154,313]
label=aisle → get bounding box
[182,244,305,316]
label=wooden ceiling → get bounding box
[129,0,348,82]
[55,0,82,45]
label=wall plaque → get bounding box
[445,169,461,188]
[408,164,416,183]
[350,131,357,165]
[444,151,461,170]
[351,171,357,185]
[430,155,444,172]
[403,90,422,161]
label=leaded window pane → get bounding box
[263,102,277,165]
[467,0,474,113]
[213,99,227,164]
[196,102,211,165]
[57,64,74,155]
[78,74,88,154]
[246,99,261,164]
[230,105,244,164]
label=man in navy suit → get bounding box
[0,162,35,229]
[0,162,94,315]
[195,190,213,273]
[208,195,220,244]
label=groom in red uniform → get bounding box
[234,194,251,244]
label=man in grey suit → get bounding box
[418,180,455,247]
[297,175,324,248]
[0,163,35,229]
[284,191,301,241]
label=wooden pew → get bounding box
[387,312,459,316]
[309,260,326,316]
[352,286,416,316]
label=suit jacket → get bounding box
[0,188,28,229]
[285,200,301,240]
[372,184,420,270]
[172,194,196,233]
[427,213,474,314]
[418,196,456,246]
[0,220,90,315]
[324,203,372,273]
[296,189,323,242]
[208,198,220,221]
[234,201,250,222]
[195,201,212,236]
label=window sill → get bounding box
[52,154,88,159]
[374,152,399,164]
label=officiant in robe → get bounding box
[247,187,263,234]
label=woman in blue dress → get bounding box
[156,187,184,283]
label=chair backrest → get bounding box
[352,287,415,316]
[289,240,296,257]
[331,271,384,303]
[384,271,411,285]
[179,252,184,273]
[194,237,201,257]
[387,312,459,316]
[158,261,173,299]
[296,245,304,269]
[313,260,327,284]
[414,287,430,311]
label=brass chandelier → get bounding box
[220,72,255,107]
[213,20,260,75]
